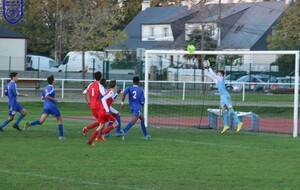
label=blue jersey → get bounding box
[6,81,19,106]
[123,85,145,110]
[42,85,58,110]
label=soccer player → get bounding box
[87,80,119,146]
[23,75,64,140]
[82,72,104,137]
[0,72,28,132]
[203,60,243,134]
[83,77,122,138]
[120,76,149,140]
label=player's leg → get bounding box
[138,114,149,140]
[0,107,14,131]
[121,111,139,139]
[83,108,100,136]
[101,115,118,135]
[220,96,230,134]
[23,108,49,130]
[56,115,64,139]
[108,107,121,137]
[12,104,26,131]
[88,123,105,145]
[228,106,243,132]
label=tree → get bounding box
[267,1,300,50]
[267,1,300,77]
[61,0,127,88]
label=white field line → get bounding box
[0,169,153,190]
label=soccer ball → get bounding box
[187,44,195,53]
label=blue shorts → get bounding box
[131,109,142,117]
[43,107,61,117]
[220,94,233,108]
[8,103,24,116]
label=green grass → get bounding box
[0,103,300,189]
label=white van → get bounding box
[26,54,59,72]
[58,51,104,73]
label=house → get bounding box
[0,26,27,71]
[107,1,288,77]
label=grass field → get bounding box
[1,102,300,190]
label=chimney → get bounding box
[142,0,151,11]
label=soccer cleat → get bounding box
[144,135,150,140]
[12,124,21,131]
[83,127,88,136]
[237,122,243,133]
[120,130,126,140]
[58,136,66,140]
[221,126,230,134]
[96,134,105,142]
[116,133,121,137]
[23,122,30,130]
[87,141,96,146]
[104,133,110,137]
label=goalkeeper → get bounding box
[203,60,243,134]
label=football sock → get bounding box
[229,109,240,124]
[102,125,114,134]
[116,116,121,134]
[87,122,99,130]
[105,122,113,134]
[58,124,64,137]
[0,119,11,128]
[30,120,41,126]
[141,120,148,136]
[15,114,25,125]
[223,111,228,126]
[123,122,134,133]
[89,130,99,143]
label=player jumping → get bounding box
[203,60,243,134]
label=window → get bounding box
[163,27,168,37]
[150,26,154,37]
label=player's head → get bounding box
[94,71,102,81]
[100,78,107,87]
[217,70,225,77]
[109,80,116,89]
[10,72,18,80]
[47,75,55,84]
[133,76,140,85]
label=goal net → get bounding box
[143,50,300,137]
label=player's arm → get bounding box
[101,91,114,113]
[120,87,129,110]
[140,89,145,105]
[44,88,57,102]
[204,68,222,83]
[82,89,90,105]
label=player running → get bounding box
[23,75,64,140]
[0,72,28,132]
[87,80,119,146]
[203,60,243,134]
[120,76,149,140]
[82,71,105,136]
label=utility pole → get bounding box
[216,0,222,70]
[55,0,62,65]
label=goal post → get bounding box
[144,50,300,137]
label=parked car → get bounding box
[263,77,294,93]
[232,74,275,92]
[210,72,246,90]
[26,54,59,72]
